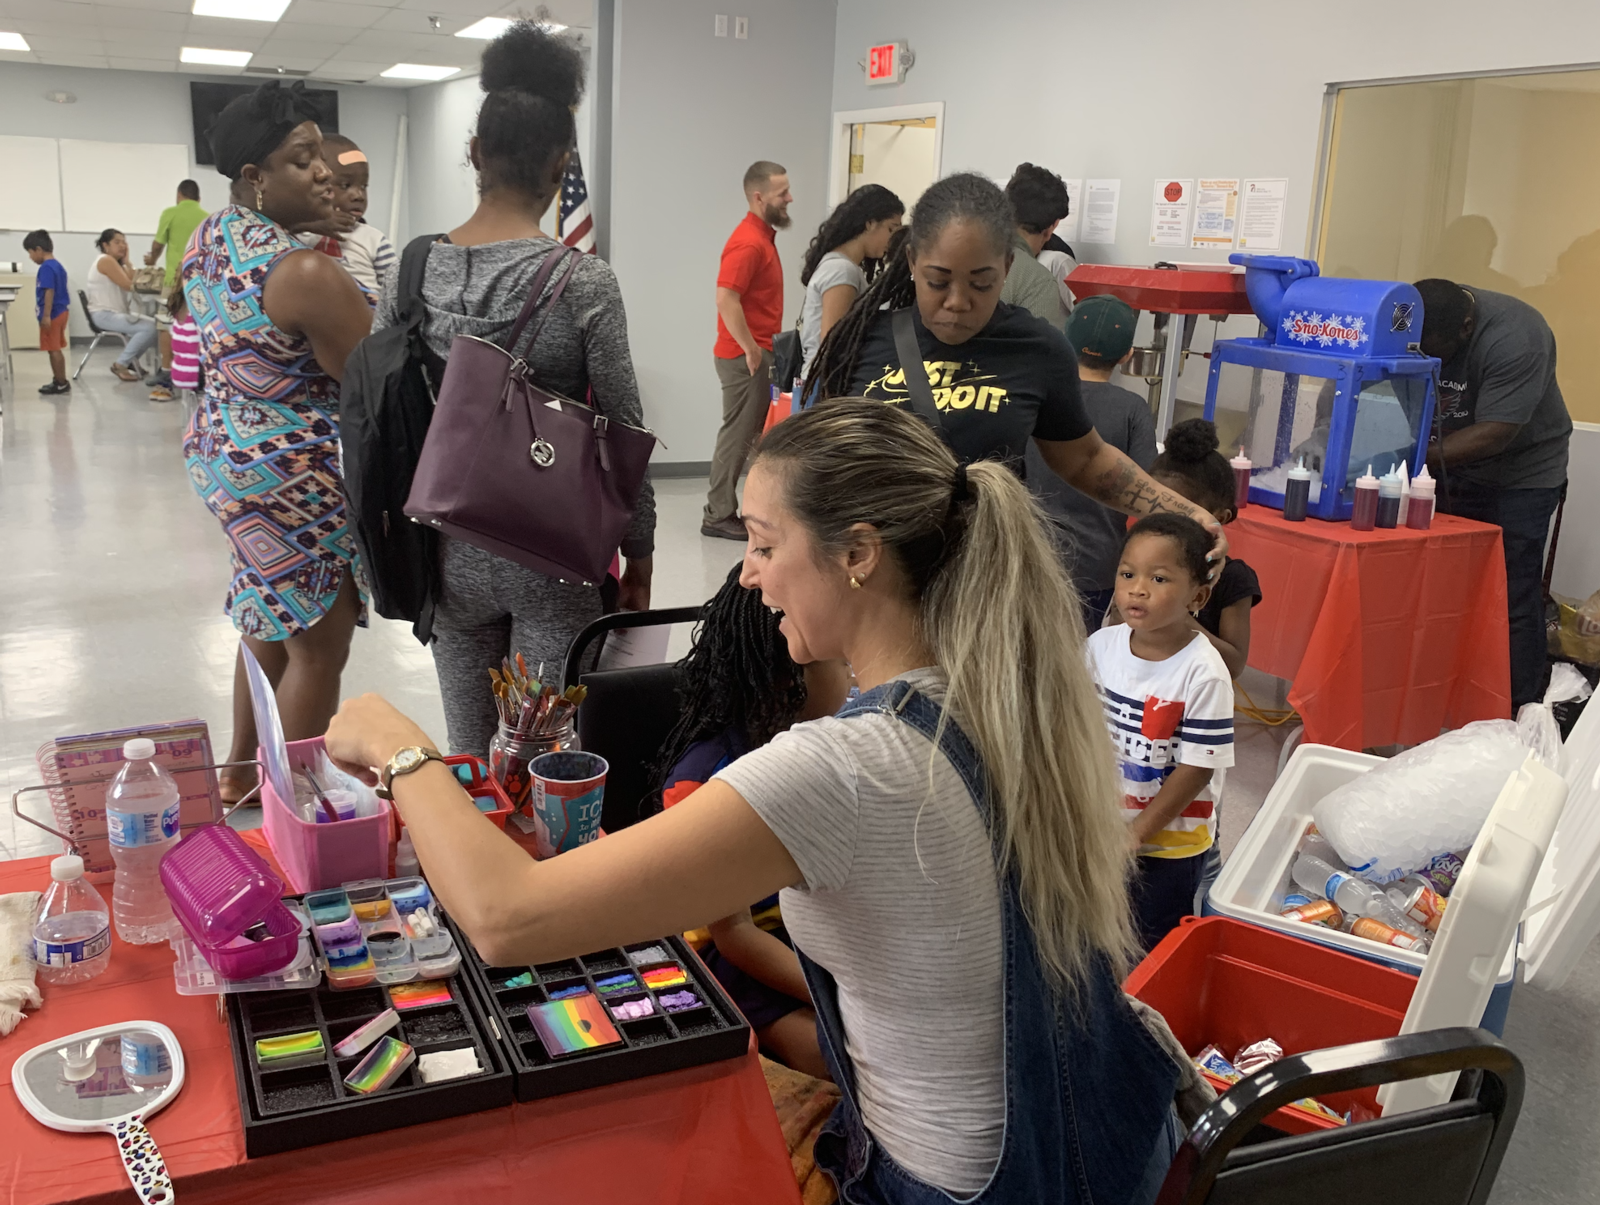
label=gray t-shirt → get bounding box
[374,236,655,556]
[999,233,1068,331]
[1027,380,1158,595]
[715,667,1003,1195]
[1435,288,1571,491]
[798,251,866,379]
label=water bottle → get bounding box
[106,738,182,944]
[1292,853,1428,939]
[32,854,111,984]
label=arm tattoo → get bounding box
[1090,448,1199,519]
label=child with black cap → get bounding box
[1025,294,1156,631]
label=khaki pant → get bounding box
[705,349,773,524]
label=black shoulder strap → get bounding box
[891,306,951,447]
[397,234,440,327]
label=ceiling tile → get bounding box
[10,19,102,38]
[40,53,114,66]
[242,54,329,71]
[23,35,111,54]
[343,27,468,56]
[391,0,499,14]
[264,20,360,43]
[108,55,177,70]
[367,8,461,33]
[254,35,351,57]
[90,0,191,14]
[314,57,384,76]
[93,6,189,31]
[281,0,387,28]
[11,0,97,24]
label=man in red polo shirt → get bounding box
[703,160,792,539]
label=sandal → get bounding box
[218,766,261,807]
[110,362,140,382]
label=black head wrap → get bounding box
[208,81,324,181]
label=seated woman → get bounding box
[87,229,158,382]
[653,563,852,1080]
[327,401,1182,1204]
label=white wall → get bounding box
[0,61,408,336]
[610,0,838,465]
[833,0,1600,601]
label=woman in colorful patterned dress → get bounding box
[184,82,375,801]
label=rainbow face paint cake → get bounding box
[528,993,622,1056]
[640,965,687,990]
[332,1008,400,1058]
[389,979,453,1010]
[343,1035,415,1094]
[255,1030,325,1065]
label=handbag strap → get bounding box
[891,306,951,447]
[505,245,581,358]
[397,234,441,328]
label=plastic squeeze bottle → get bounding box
[1375,469,1403,529]
[1282,457,1311,522]
[106,738,183,944]
[1230,449,1252,512]
[1350,464,1379,531]
[1407,464,1436,530]
[32,854,111,984]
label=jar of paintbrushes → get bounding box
[486,654,588,815]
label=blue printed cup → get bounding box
[528,751,608,860]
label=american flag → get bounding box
[558,147,595,253]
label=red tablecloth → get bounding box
[1227,507,1511,749]
[0,855,801,1205]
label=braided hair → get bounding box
[799,184,905,285]
[647,563,808,811]
[805,172,1015,402]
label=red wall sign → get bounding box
[867,42,901,84]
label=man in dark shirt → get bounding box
[705,160,791,540]
[1416,279,1573,708]
[1025,295,1156,630]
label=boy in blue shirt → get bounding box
[24,230,71,395]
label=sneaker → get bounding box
[38,379,70,395]
[700,515,748,541]
[148,386,175,402]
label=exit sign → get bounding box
[866,41,907,86]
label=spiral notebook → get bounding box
[34,719,222,881]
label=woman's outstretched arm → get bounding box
[325,693,801,966]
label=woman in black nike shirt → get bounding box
[807,172,1226,568]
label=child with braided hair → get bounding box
[650,562,852,1079]
[796,183,904,380]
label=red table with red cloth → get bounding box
[1226,507,1512,749]
[0,850,801,1205]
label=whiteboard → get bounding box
[0,135,64,231]
[59,139,192,235]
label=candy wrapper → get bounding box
[1195,1042,1349,1127]
[1194,1044,1241,1085]
[1233,1038,1283,1075]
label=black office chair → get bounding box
[1157,1027,1523,1205]
[72,289,131,381]
[561,606,701,834]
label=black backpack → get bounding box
[341,234,445,643]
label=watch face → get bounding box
[394,748,425,774]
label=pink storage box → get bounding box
[260,736,391,892]
[160,824,299,980]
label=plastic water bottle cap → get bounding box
[50,854,85,881]
[123,737,157,760]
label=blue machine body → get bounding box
[1203,255,1441,521]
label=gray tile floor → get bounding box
[0,348,1592,1197]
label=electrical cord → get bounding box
[1234,680,1300,727]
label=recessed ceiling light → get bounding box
[181,46,253,66]
[0,31,30,51]
[191,0,291,22]
[381,63,459,80]
[454,17,569,38]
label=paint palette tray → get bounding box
[460,933,751,1101]
[305,876,461,989]
[226,934,512,1156]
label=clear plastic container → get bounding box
[106,738,182,944]
[32,854,111,985]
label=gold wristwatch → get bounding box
[377,745,445,799]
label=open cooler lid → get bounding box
[1519,696,1600,990]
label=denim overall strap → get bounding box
[801,679,1180,1205]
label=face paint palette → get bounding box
[462,934,750,1102]
[226,902,510,1156]
[304,877,461,989]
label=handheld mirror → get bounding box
[12,1021,184,1205]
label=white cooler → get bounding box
[1207,696,1600,1069]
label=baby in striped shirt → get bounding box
[151,285,198,402]
[1085,513,1234,952]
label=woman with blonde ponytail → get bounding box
[324,400,1182,1205]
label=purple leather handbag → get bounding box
[404,246,656,586]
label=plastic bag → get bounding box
[1551,591,1600,667]
[1313,717,1556,885]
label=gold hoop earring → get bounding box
[849,576,862,590]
